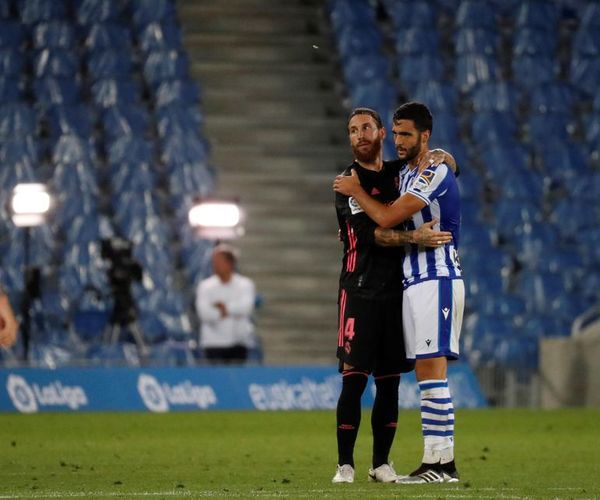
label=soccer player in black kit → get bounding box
[332,108,455,483]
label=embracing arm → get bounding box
[340,179,426,229]
[375,220,452,247]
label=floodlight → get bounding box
[10,183,52,227]
[188,200,244,239]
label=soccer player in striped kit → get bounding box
[332,107,456,484]
[334,102,464,484]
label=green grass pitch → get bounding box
[1,408,599,499]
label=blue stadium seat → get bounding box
[386,1,436,28]
[329,0,375,34]
[398,54,444,92]
[512,55,557,90]
[138,21,183,52]
[131,0,177,27]
[580,2,600,28]
[72,287,111,342]
[430,112,461,144]
[75,0,122,25]
[455,0,497,29]
[528,113,571,144]
[515,0,560,29]
[0,20,26,48]
[336,25,382,61]
[18,0,67,24]
[107,136,154,165]
[549,198,597,240]
[91,78,143,108]
[33,49,79,78]
[0,77,24,102]
[395,28,439,56]
[572,28,600,57]
[167,160,214,199]
[154,79,200,108]
[492,199,541,230]
[84,23,132,51]
[101,105,150,140]
[155,104,203,138]
[569,56,600,97]
[471,111,519,147]
[111,162,155,196]
[29,342,76,368]
[87,50,134,81]
[494,335,539,370]
[537,142,588,183]
[52,155,98,194]
[479,293,527,319]
[455,54,499,93]
[513,28,557,57]
[567,170,600,201]
[33,78,82,107]
[46,104,95,139]
[60,240,109,300]
[342,54,390,91]
[0,135,40,170]
[529,82,575,114]
[0,48,26,76]
[455,28,498,56]
[86,343,140,367]
[148,340,195,366]
[160,132,208,165]
[471,81,520,112]
[52,134,97,165]
[411,81,457,113]
[32,21,75,49]
[143,49,189,87]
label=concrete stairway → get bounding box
[178,0,352,364]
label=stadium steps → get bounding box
[180,0,348,365]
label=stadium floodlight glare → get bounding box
[188,200,244,239]
[10,183,52,227]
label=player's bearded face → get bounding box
[397,135,422,162]
[351,135,382,163]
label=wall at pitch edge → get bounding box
[0,363,487,413]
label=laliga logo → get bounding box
[7,375,37,413]
[137,374,217,412]
[6,374,88,413]
[137,374,169,412]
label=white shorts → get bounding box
[402,279,464,360]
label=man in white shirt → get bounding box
[195,244,256,363]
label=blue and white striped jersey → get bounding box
[399,162,462,288]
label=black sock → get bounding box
[371,374,400,469]
[336,370,369,468]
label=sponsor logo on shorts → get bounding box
[442,307,450,320]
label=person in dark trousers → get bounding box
[332,107,456,484]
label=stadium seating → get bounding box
[0,0,218,367]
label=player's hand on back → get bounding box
[333,169,361,196]
[420,149,457,173]
[413,220,452,248]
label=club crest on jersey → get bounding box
[348,197,364,215]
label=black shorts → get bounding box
[336,288,414,375]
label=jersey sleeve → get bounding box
[406,163,452,206]
[335,191,377,247]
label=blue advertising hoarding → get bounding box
[0,363,486,413]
